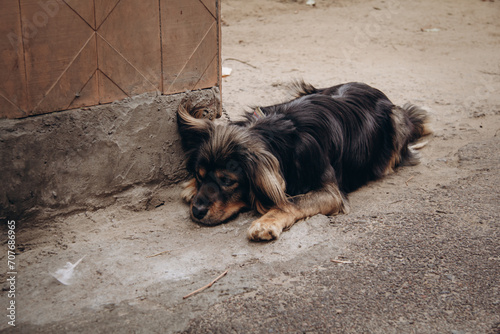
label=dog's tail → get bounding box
[402,103,432,143]
[289,79,318,97]
[390,103,432,168]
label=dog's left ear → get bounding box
[246,149,288,214]
[177,103,214,152]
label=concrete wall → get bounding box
[0,88,220,220]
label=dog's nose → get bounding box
[192,204,208,220]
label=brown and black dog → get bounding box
[177,81,431,241]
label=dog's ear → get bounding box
[177,102,214,152]
[246,149,288,214]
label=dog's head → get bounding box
[177,103,287,225]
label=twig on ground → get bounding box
[479,70,500,76]
[331,259,353,264]
[405,175,415,186]
[223,57,258,69]
[146,250,171,258]
[183,270,229,299]
[147,246,189,258]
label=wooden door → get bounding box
[0,0,220,119]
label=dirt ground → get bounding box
[2,0,499,333]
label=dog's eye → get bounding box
[220,177,236,187]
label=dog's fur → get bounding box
[177,81,431,241]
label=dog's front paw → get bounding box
[247,221,282,241]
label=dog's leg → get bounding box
[247,183,349,241]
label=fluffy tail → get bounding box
[402,103,432,143]
[390,103,432,167]
[289,79,318,97]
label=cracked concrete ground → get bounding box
[1,0,499,333]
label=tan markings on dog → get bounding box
[422,124,432,136]
[401,103,433,139]
[246,142,288,212]
[420,119,433,137]
[385,106,413,175]
[178,104,212,131]
[181,178,197,203]
[409,140,428,150]
[214,170,238,182]
[256,166,286,202]
[214,170,223,179]
[222,201,247,218]
[385,104,432,175]
[213,170,240,191]
[200,199,247,225]
[205,125,248,159]
[384,152,400,175]
[247,208,293,240]
[292,183,350,216]
[253,197,269,215]
[197,167,207,179]
[248,183,349,241]
[390,107,411,153]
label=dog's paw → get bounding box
[247,221,282,241]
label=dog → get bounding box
[177,81,431,241]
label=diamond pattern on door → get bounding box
[162,0,219,94]
[21,0,97,115]
[97,0,161,102]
